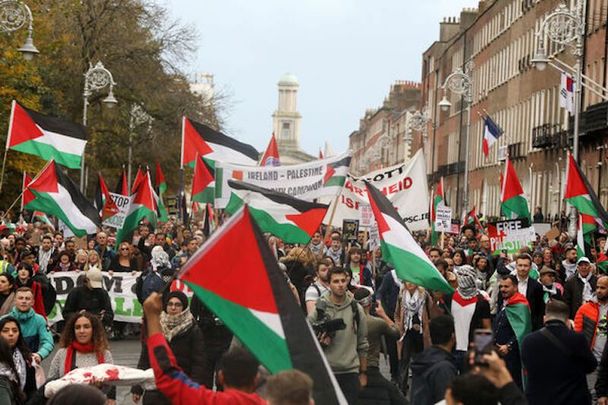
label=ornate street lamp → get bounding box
[439,67,473,215]
[81,61,118,191]
[0,0,39,60]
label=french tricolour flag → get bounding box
[482,114,503,158]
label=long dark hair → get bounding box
[0,334,24,401]
[60,312,109,355]
[0,273,15,295]
[0,316,32,361]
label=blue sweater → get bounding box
[4,308,54,360]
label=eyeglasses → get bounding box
[120,247,130,251]
[167,302,183,308]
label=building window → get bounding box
[281,122,291,139]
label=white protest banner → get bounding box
[47,271,142,324]
[102,193,133,229]
[329,149,430,231]
[214,153,351,208]
[434,205,452,233]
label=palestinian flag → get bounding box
[7,101,88,169]
[322,155,350,188]
[25,160,100,237]
[191,155,215,204]
[430,177,445,245]
[465,206,484,235]
[564,152,608,233]
[451,292,479,351]
[225,180,328,244]
[319,148,324,159]
[597,252,608,274]
[155,162,168,222]
[32,211,53,228]
[576,214,593,259]
[179,207,346,404]
[505,292,532,353]
[501,158,530,221]
[21,172,35,210]
[94,173,119,221]
[181,117,259,167]
[115,168,128,196]
[260,132,280,166]
[131,167,145,194]
[116,170,157,245]
[365,181,453,293]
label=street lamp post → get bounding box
[0,0,39,59]
[407,106,432,161]
[438,67,473,215]
[128,104,153,191]
[82,61,118,192]
[532,1,587,161]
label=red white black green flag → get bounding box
[179,207,346,404]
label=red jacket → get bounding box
[574,300,599,348]
[148,333,265,404]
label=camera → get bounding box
[312,318,346,336]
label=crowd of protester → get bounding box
[0,210,605,404]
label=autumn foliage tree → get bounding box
[0,0,221,210]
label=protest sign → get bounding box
[46,271,192,324]
[360,204,373,227]
[329,149,429,231]
[487,218,536,254]
[434,205,452,233]
[102,193,133,229]
[342,219,359,242]
[214,153,351,208]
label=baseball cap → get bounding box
[577,256,591,265]
[86,268,103,289]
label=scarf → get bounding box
[151,246,171,271]
[579,272,594,303]
[38,248,53,273]
[456,265,479,299]
[542,284,558,304]
[160,309,194,342]
[401,288,425,334]
[0,363,16,384]
[12,348,25,390]
[64,341,105,375]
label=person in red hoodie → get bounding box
[143,292,266,404]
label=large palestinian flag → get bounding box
[116,170,157,245]
[179,207,346,404]
[25,161,100,237]
[365,181,453,293]
[7,101,88,169]
[564,152,608,234]
[501,158,530,221]
[225,180,328,244]
[181,117,259,167]
[191,155,215,204]
[505,292,532,351]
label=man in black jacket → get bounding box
[521,300,597,405]
[564,256,598,319]
[410,315,457,405]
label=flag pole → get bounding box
[323,187,344,243]
[0,147,9,193]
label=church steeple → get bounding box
[272,73,302,151]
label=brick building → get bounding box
[420,0,608,221]
[349,81,421,176]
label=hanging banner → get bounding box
[46,272,192,324]
[214,153,351,208]
[329,149,430,231]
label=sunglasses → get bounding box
[120,247,130,251]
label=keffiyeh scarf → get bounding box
[160,309,194,342]
[401,289,425,334]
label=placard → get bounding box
[434,205,452,233]
[102,193,133,229]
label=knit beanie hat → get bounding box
[163,290,188,311]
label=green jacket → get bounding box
[308,294,369,374]
[5,307,54,360]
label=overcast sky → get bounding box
[167,0,479,156]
